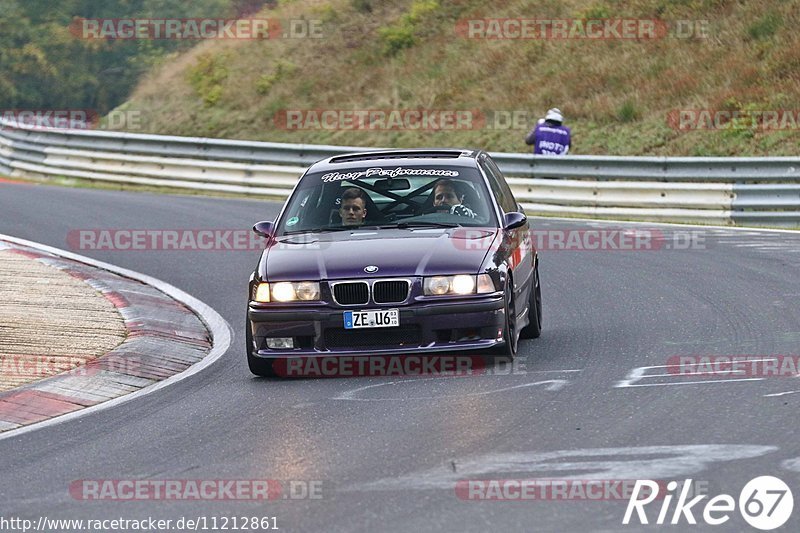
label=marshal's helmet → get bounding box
[544,108,564,123]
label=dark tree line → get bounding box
[0,0,271,113]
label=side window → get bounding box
[481,157,517,213]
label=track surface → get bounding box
[2,181,800,532]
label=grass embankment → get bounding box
[117,0,800,156]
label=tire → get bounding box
[246,314,277,377]
[520,264,542,339]
[494,285,518,358]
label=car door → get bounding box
[479,154,534,323]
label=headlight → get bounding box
[426,277,451,295]
[271,282,297,302]
[451,275,475,294]
[423,274,495,296]
[254,283,271,302]
[295,281,320,301]
[477,273,495,293]
[252,281,320,303]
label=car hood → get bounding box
[260,228,499,281]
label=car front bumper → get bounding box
[248,295,506,358]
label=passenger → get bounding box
[432,179,476,218]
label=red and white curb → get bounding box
[0,234,231,440]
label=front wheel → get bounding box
[520,264,542,339]
[494,286,518,358]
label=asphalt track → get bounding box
[2,180,800,532]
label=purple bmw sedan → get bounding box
[246,149,541,377]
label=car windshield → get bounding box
[276,165,497,235]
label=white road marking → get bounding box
[617,378,763,388]
[635,358,777,370]
[764,390,800,398]
[644,370,746,377]
[0,233,232,442]
[614,361,780,388]
[781,458,800,472]
[347,445,778,492]
[333,377,569,401]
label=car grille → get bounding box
[325,326,421,348]
[333,282,369,305]
[373,280,410,304]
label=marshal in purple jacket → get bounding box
[525,122,571,155]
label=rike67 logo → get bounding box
[623,476,793,530]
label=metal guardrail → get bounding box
[1,118,799,227]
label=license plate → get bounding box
[343,309,399,329]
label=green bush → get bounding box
[378,0,439,57]
[351,0,373,14]
[617,100,639,122]
[747,12,781,40]
[722,102,760,141]
[187,53,230,107]
[378,25,417,56]
[255,61,296,96]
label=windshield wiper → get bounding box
[379,221,462,229]
[284,222,460,235]
[282,227,358,235]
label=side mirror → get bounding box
[503,212,527,231]
[253,220,275,238]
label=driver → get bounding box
[339,187,368,226]
[432,179,476,218]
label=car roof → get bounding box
[308,149,483,173]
